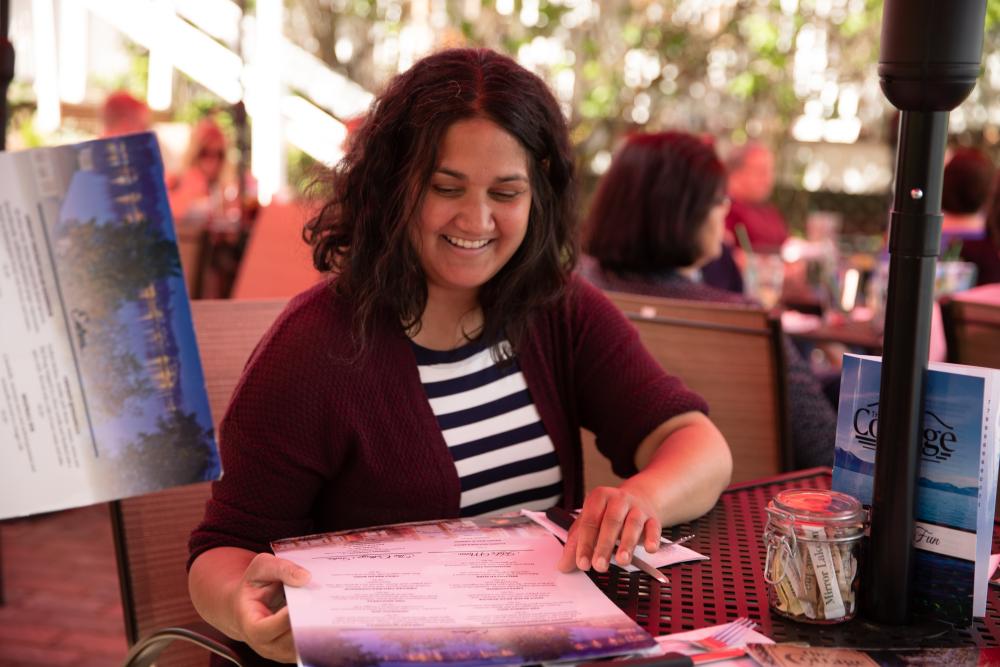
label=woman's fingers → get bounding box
[245,607,298,663]
[569,488,658,573]
[557,527,580,573]
[613,509,649,566]
[590,498,629,571]
[247,605,291,643]
[236,553,310,663]
[574,491,610,572]
[246,553,311,588]
[643,517,662,553]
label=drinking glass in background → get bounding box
[805,211,842,245]
[744,253,786,309]
[865,259,978,333]
[935,260,977,297]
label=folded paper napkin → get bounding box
[655,623,775,667]
[521,509,708,573]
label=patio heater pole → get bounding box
[864,0,986,625]
[1,0,14,150]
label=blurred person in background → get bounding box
[938,147,1000,285]
[723,141,789,253]
[578,130,835,470]
[940,146,994,258]
[100,90,151,138]
[167,117,249,298]
[168,117,236,225]
[701,140,788,294]
[961,171,1000,285]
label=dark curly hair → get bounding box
[584,131,726,273]
[303,48,577,355]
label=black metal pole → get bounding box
[863,110,947,622]
[864,0,986,625]
[1,0,15,151]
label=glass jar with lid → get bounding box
[763,488,866,624]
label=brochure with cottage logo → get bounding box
[0,133,219,519]
[832,353,1000,624]
[273,515,657,667]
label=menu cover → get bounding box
[0,133,219,519]
[272,515,657,667]
[831,353,1000,624]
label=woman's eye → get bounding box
[432,185,462,196]
[491,190,522,201]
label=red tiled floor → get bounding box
[0,504,128,666]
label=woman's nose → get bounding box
[457,194,494,231]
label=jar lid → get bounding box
[768,488,864,524]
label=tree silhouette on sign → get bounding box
[56,216,181,322]
[54,216,181,418]
[99,410,216,496]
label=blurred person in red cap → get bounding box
[100,90,151,138]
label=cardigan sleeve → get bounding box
[567,278,709,479]
[188,290,345,568]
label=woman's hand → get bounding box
[556,484,661,574]
[555,413,731,575]
[231,553,311,664]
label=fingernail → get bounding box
[594,556,608,571]
[577,556,591,571]
[617,549,629,564]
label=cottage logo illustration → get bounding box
[852,401,880,450]
[922,410,958,462]
[851,403,957,464]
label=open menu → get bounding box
[272,515,656,667]
[0,133,218,519]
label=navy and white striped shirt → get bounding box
[411,338,562,517]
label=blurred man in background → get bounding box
[724,141,788,252]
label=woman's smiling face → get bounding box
[411,117,532,302]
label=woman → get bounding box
[167,117,249,298]
[187,50,731,665]
[579,131,835,471]
[168,117,235,225]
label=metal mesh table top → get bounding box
[590,468,1000,648]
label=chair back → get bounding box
[230,201,321,299]
[941,292,1000,369]
[583,291,791,489]
[111,299,288,667]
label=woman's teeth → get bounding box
[444,236,490,249]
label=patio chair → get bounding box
[583,291,791,489]
[111,298,288,667]
[940,289,1000,369]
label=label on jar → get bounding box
[802,525,846,619]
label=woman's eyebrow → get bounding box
[435,167,467,179]
[495,174,529,184]
[434,168,528,184]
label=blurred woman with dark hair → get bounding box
[188,52,731,666]
[580,131,835,471]
[583,132,730,295]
